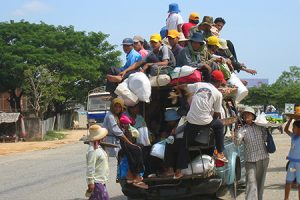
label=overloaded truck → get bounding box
[115,84,246,200]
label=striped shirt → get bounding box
[238,124,269,162]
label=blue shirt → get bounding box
[287,133,300,162]
[119,49,142,72]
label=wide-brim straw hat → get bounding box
[87,124,108,141]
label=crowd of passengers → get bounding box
[102,3,261,190]
[97,0,259,190]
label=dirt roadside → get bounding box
[0,129,88,156]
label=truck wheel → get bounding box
[229,176,238,199]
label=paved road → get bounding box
[0,132,298,200]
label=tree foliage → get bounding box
[0,21,121,114]
[243,66,300,111]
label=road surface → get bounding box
[0,132,298,200]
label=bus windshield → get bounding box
[87,94,111,111]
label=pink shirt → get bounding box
[139,49,149,58]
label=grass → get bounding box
[43,131,66,141]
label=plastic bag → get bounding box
[114,79,139,106]
[219,63,231,80]
[182,155,215,175]
[227,72,248,102]
[128,72,151,103]
[150,140,166,160]
[136,126,151,146]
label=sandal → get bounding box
[147,173,157,178]
[126,179,134,184]
[132,181,149,189]
[216,153,228,163]
[173,172,183,179]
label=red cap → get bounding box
[211,70,226,84]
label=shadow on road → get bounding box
[265,183,285,190]
[110,196,126,200]
[267,166,286,172]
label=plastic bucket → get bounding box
[227,73,248,102]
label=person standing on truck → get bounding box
[175,70,228,179]
[162,109,185,178]
[237,107,269,200]
[106,38,142,94]
[166,3,184,33]
[103,98,148,189]
[283,118,300,200]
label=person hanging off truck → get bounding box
[102,4,258,193]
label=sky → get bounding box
[1,0,300,83]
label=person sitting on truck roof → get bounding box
[178,32,189,48]
[189,16,213,41]
[119,33,176,77]
[133,35,149,58]
[206,36,234,73]
[175,70,228,178]
[216,38,257,75]
[176,32,212,82]
[167,30,183,66]
[213,17,239,63]
[181,12,200,39]
[106,38,142,94]
[103,98,148,189]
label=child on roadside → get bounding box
[284,118,300,200]
[237,106,269,200]
[85,124,110,200]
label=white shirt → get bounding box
[186,82,222,125]
[166,13,184,31]
[86,145,109,184]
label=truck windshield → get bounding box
[87,94,111,111]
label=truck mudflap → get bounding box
[120,176,222,200]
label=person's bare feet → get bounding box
[107,75,122,83]
[164,168,174,177]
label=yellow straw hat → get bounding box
[87,124,108,141]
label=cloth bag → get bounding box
[266,129,276,153]
[219,63,232,80]
[137,126,151,146]
[170,65,196,79]
[170,69,202,85]
[149,74,171,87]
[150,140,166,160]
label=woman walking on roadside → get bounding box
[85,124,110,200]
